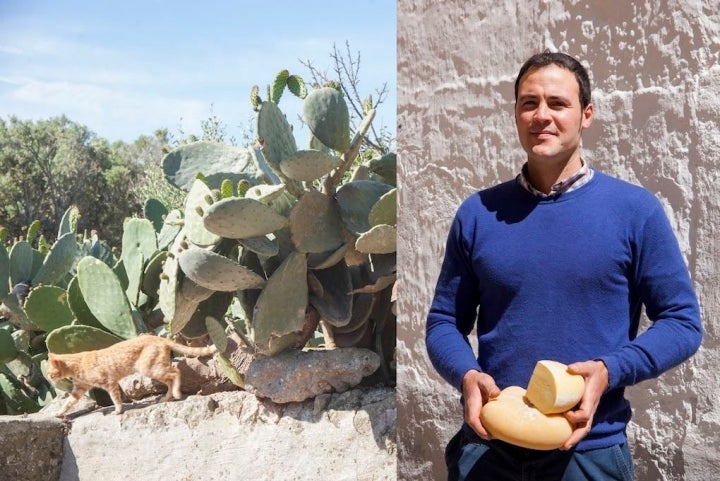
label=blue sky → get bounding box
[0,0,396,146]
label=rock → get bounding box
[244,347,381,403]
[56,387,395,481]
[40,394,98,418]
[118,356,237,399]
[0,416,65,481]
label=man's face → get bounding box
[515,64,593,166]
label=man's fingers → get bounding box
[561,423,590,450]
[462,370,498,439]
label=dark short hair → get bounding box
[514,50,592,109]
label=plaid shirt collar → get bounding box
[516,159,593,198]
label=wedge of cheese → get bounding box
[525,360,585,414]
[480,386,573,450]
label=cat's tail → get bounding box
[167,340,217,358]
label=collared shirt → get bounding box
[516,160,594,197]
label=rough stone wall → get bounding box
[0,387,396,481]
[396,1,720,480]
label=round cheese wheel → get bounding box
[480,386,573,450]
[525,360,585,414]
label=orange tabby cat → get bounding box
[46,334,216,416]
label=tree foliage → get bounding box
[0,116,144,246]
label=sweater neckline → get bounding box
[517,170,602,204]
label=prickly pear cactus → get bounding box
[124,73,399,387]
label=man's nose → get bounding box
[533,103,550,121]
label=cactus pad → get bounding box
[0,243,9,295]
[308,259,353,327]
[32,232,79,286]
[142,251,167,299]
[158,230,185,323]
[45,324,122,354]
[9,241,33,285]
[58,205,80,237]
[280,149,342,182]
[121,218,158,304]
[302,87,350,152]
[367,152,397,186]
[244,183,287,204]
[203,197,288,240]
[287,74,307,99]
[205,316,228,353]
[76,257,138,339]
[334,292,375,335]
[288,190,344,253]
[178,247,266,292]
[162,141,262,191]
[335,180,394,235]
[144,198,169,233]
[239,235,279,258]
[252,251,308,355]
[307,243,348,270]
[355,225,397,254]
[23,285,74,332]
[0,373,40,414]
[66,276,104,330]
[180,291,232,339]
[185,179,222,247]
[256,101,297,172]
[272,69,290,104]
[169,276,214,335]
[0,328,18,363]
[157,209,183,250]
[369,188,397,227]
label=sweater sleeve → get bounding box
[599,202,703,390]
[425,207,483,391]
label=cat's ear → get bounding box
[49,355,61,367]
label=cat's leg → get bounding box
[106,383,125,414]
[144,362,182,402]
[57,383,89,417]
[163,365,182,401]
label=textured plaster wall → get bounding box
[396,1,720,480]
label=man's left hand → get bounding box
[560,360,609,450]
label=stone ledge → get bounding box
[1,387,396,481]
[0,416,65,481]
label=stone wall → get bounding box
[0,387,396,481]
[396,1,720,480]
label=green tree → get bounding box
[130,129,186,211]
[0,116,144,246]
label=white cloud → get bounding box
[1,78,209,142]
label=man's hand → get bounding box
[561,360,609,450]
[462,369,501,439]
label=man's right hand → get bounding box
[462,369,501,439]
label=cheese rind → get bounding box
[525,360,585,414]
[480,386,573,450]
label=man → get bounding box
[425,51,703,480]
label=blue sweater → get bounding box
[426,171,702,450]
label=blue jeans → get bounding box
[445,427,634,481]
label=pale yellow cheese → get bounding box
[478,360,586,450]
[480,386,573,450]
[525,360,585,414]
